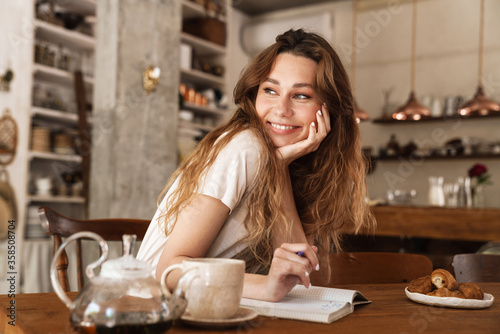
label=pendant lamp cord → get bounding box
[478,0,484,86]
[410,0,417,92]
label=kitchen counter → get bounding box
[358,205,500,242]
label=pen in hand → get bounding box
[297,250,320,271]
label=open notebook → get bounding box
[240,285,371,324]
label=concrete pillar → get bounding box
[90,0,180,219]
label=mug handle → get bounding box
[160,263,199,319]
[160,264,199,297]
[159,263,183,298]
[50,231,108,309]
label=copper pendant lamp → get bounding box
[392,0,430,121]
[351,0,369,123]
[458,0,500,116]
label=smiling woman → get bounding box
[137,29,375,302]
[255,53,323,149]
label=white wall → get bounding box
[228,9,252,110]
[0,0,33,294]
[229,0,500,208]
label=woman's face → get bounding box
[255,53,322,148]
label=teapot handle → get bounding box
[50,231,109,309]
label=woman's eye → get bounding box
[263,88,277,95]
[295,93,310,100]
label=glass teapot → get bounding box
[50,232,187,333]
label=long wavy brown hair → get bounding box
[159,29,375,268]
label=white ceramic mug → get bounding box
[161,258,245,320]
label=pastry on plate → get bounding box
[408,275,433,294]
[431,269,458,290]
[426,287,464,298]
[458,283,484,300]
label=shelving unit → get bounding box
[371,112,500,168]
[179,0,231,160]
[35,19,95,50]
[28,150,83,163]
[27,0,96,216]
[11,0,97,294]
[372,113,500,124]
[375,153,500,162]
[28,195,86,204]
[33,64,94,87]
[32,106,79,123]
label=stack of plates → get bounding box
[31,127,51,152]
[53,133,75,154]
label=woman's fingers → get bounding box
[275,243,320,275]
[322,103,331,133]
[314,104,330,141]
[270,252,312,288]
[264,243,321,300]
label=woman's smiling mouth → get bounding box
[269,122,300,131]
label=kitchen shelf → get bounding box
[35,19,95,50]
[27,195,86,204]
[29,151,82,163]
[31,106,92,126]
[376,153,500,162]
[49,0,97,16]
[182,0,226,21]
[373,113,500,124]
[181,102,227,116]
[33,63,93,87]
[180,68,225,88]
[32,106,78,123]
[181,32,226,56]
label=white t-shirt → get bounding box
[136,130,263,276]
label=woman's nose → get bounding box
[274,97,292,117]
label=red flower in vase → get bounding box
[468,164,492,185]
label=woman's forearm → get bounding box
[273,168,308,248]
[243,273,269,300]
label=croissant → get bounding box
[426,287,464,298]
[458,283,484,300]
[408,275,434,294]
[431,269,458,290]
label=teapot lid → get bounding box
[100,234,151,279]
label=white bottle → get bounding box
[428,176,445,206]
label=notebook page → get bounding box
[287,285,362,303]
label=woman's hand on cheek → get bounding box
[276,104,331,165]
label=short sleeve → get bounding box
[199,130,263,211]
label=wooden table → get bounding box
[1,283,499,334]
[366,206,500,242]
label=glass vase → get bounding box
[473,184,485,208]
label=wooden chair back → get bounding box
[39,206,150,292]
[318,252,433,286]
[452,253,500,282]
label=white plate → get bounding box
[405,287,494,309]
[180,307,258,329]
